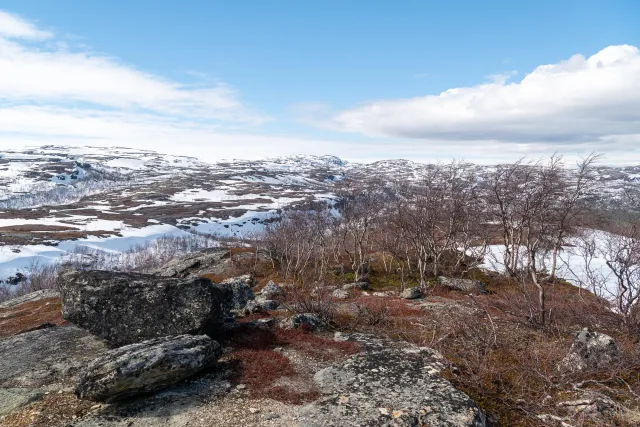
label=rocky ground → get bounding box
[2,246,640,426]
[0,249,490,427]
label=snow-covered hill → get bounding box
[0,145,638,284]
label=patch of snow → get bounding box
[190,210,277,238]
[0,224,189,284]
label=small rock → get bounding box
[332,289,350,299]
[401,287,423,299]
[148,248,231,278]
[260,280,284,299]
[236,384,247,390]
[249,407,260,414]
[258,299,280,311]
[342,282,371,291]
[250,318,276,329]
[560,328,620,373]
[244,298,280,314]
[221,274,256,287]
[219,276,255,309]
[284,313,326,331]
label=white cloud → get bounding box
[0,10,52,40]
[0,10,638,164]
[0,10,267,124]
[328,45,640,151]
[486,70,517,85]
[0,105,370,161]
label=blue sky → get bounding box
[0,1,638,163]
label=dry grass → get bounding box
[0,297,66,339]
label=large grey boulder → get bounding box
[437,277,487,294]
[297,334,486,426]
[560,328,620,373]
[148,248,231,278]
[59,270,231,347]
[75,335,222,403]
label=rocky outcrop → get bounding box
[149,248,231,278]
[401,287,423,299]
[59,269,231,347]
[76,335,222,402]
[560,328,620,373]
[297,334,487,426]
[437,277,487,294]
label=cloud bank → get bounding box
[329,45,640,155]
[0,10,267,129]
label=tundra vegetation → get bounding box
[2,153,640,426]
[260,154,640,426]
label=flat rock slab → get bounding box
[59,269,231,347]
[0,326,107,389]
[76,335,223,402]
[297,335,486,427]
[0,388,45,417]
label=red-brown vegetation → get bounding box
[0,297,67,339]
[223,324,359,404]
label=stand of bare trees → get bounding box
[389,162,487,287]
[261,154,624,328]
[486,154,600,325]
[335,180,386,282]
[263,208,336,283]
[569,224,640,331]
[262,162,489,288]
